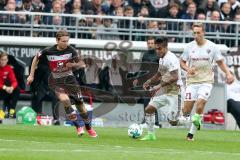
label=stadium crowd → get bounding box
[0,0,240,44]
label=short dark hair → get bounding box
[56,29,69,40]
[155,37,168,47]
[147,36,155,41]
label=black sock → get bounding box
[64,106,80,128]
[80,112,91,130]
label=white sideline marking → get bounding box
[0,138,240,156]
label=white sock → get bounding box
[189,123,197,134]
[145,113,155,134]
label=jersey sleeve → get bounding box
[37,48,47,59]
[7,66,18,89]
[168,55,179,72]
[70,46,80,62]
[181,44,190,62]
[213,44,224,62]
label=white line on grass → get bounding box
[0,138,240,156]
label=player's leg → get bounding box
[192,84,212,129]
[181,84,198,141]
[140,95,166,141]
[179,84,197,125]
[56,91,82,136]
[73,96,97,137]
[167,95,181,126]
[65,75,97,138]
[187,83,212,141]
[140,104,157,141]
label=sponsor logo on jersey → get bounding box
[47,53,72,61]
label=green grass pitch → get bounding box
[0,125,239,160]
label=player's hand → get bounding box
[65,62,75,69]
[79,60,86,68]
[133,79,138,86]
[149,85,160,96]
[27,75,34,85]
[226,72,234,84]
[187,67,196,76]
[5,86,13,94]
[143,80,150,90]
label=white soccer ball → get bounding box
[128,123,143,139]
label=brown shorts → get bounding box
[48,74,82,97]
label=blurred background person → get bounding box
[227,72,240,129]
[0,51,20,118]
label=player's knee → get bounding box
[72,95,84,105]
[58,94,70,105]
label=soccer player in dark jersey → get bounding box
[27,30,97,137]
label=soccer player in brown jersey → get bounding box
[27,30,97,137]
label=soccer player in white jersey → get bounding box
[180,23,234,141]
[140,37,182,141]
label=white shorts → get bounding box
[149,94,181,119]
[184,83,213,101]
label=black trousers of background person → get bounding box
[31,86,59,120]
[0,87,20,111]
[227,99,240,128]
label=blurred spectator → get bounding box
[146,20,159,36]
[220,2,233,20]
[133,6,149,41]
[147,0,169,18]
[84,57,100,88]
[83,0,104,15]
[19,0,34,24]
[117,5,135,40]
[167,3,181,19]
[0,0,5,10]
[0,51,20,118]
[206,10,221,32]
[128,0,143,16]
[199,0,220,20]
[46,15,65,37]
[227,76,240,129]
[115,6,124,16]
[43,0,63,25]
[0,0,22,24]
[32,0,45,11]
[133,36,158,87]
[181,2,197,19]
[107,0,126,15]
[166,3,182,42]
[65,0,83,26]
[197,12,207,20]
[108,55,127,94]
[96,18,120,40]
[7,55,25,91]
[20,0,33,12]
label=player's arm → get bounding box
[216,59,234,84]
[153,69,179,91]
[66,48,86,69]
[180,59,196,75]
[143,71,161,90]
[27,55,39,85]
[66,57,86,69]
